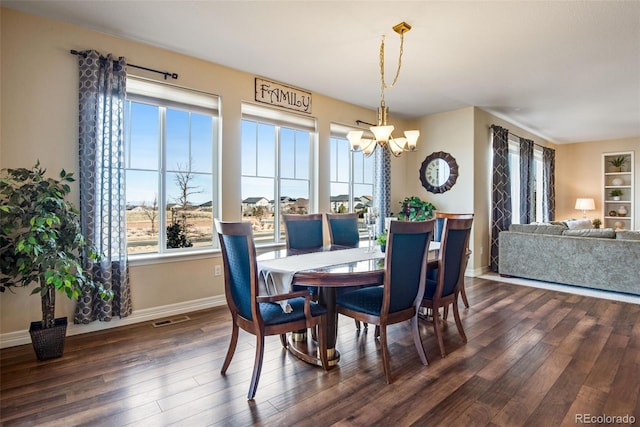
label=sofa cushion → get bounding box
[565,219,593,230]
[562,228,615,239]
[616,230,640,241]
[509,223,566,235]
[549,220,568,227]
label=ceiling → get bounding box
[4,1,640,144]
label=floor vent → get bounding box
[152,315,191,327]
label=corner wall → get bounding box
[555,138,639,226]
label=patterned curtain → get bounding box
[542,146,556,222]
[490,125,512,272]
[75,50,132,323]
[519,138,534,224]
[374,146,391,235]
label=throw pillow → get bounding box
[562,228,615,238]
[565,219,593,230]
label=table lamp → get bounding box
[574,198,595,218]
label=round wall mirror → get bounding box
[419,151,459,194]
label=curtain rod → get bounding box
[491,124,548,150]
[70,50,178,80]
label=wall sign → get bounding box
[255,78,312,113]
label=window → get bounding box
[330,124,375,231]
[329,124,375,232]
[508,138,544,224]
[124,77,219,255]
[241,103,315,245]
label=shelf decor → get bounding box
[602,151,634,230]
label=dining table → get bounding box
[256,241,440,368]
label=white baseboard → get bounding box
[479,272,640,305]
[0,295,227,349]
[466,265,489,277]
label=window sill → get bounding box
[128,248,221,266]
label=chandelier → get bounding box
[347,22,419,157]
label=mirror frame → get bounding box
[419,151,459,194]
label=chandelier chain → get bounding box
[379,32,405,104]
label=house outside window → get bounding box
[241,103,316,245]
[124,76,219,255]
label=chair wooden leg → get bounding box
[221,321,239,375]
[452,299,467,343]
[443,305,449,320]
[411,314,428,366]
[355,320,369,331]
[248,333,265,400]
[374,325,380,339]
[460,281,470,308]
[433,310,447,358]
[279,333,287,348]
[379,325,392,384]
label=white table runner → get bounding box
[258,247,385,312]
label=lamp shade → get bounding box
[404,130,420,150]
[370,125,394,143]
[575,198,595,210]
[347,130,363,149]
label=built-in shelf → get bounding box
[602,152,634,230]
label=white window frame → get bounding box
[508,137,544,224]
[329,123,375,232]
[125,76,220,257]
[241,103,316,246]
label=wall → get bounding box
[403,108,479,270]
[555,137,640,227]
[0,8,412,343]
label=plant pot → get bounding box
[613,196,621,201]
[380,244,386,253]
[29,317,67,361]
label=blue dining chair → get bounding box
[214,219,329,400]
[282,213,324,253]
[431,212,474,313]
[326,212,360,248]
[326,212,369,331]
[336,219,435,383]
[420,217,473,358]
[282,213,324,300]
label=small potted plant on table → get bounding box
[0,162,112,360]
[376,230,387,252]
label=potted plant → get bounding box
[376,230,387,252]
[610,189,623,201]
[397,196,436,221]
[0,162,112,360]
[608,156,626,172]
[592,218,602,229]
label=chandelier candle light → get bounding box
[347,22,420,157]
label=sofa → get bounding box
[499,221,640,296]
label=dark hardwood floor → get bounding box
[1,277,639,426]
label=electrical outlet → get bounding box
[214,265,222,276]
